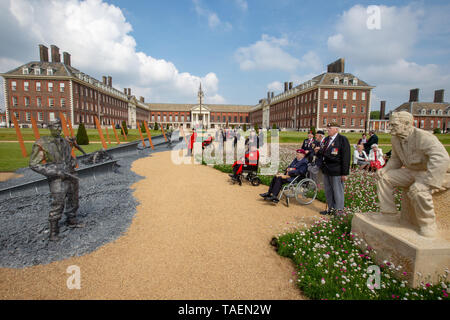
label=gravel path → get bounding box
[0,149,325,299]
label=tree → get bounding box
[140,122,146,132]
[370,111,381,119]
[253,123,258,134]
[154,122,159,130]
[272,123,277,130]
[166,123,170,130]
[243,124,247,132]
[434,128,441,134]
[76,123,89,145]
[121,120,128,136]
[309,126,316,135]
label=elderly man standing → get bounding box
[375,111,449,237]
[318,122,351,215]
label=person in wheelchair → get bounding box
[230,144,259,181]
[260,149,308,203]
[202,134,214,150]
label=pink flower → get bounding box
[342,288,346,292]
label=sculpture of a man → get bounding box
[29,119,84,241]
[376,111,450,237]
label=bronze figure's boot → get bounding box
[67,217,85,228]
[49,220,60,241]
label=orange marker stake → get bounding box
[30,114,40,140]
[137,122,146,147]
[120,123,128,141]
[105,126,111,145]
[112,123,120,144]
[68,118,75,137]
[160,123,167,141]
[59,112,77,161]
[94,116,108,149]
[143,122,154,150]
[11,113,27,158]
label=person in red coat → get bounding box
[188,128,197,156]
[230,145,259,180]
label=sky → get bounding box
[1,0,450,113]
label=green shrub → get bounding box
[434,128,442,134]
[121,121,128,136]
[75,123,89,145]
[154,122,159,130]
[272,123,277,130]
[243,124,247,132]
[310,126,316,135]
[140,122,146,132]
[254,123,258,134]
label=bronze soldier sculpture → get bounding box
[29,119,84,241]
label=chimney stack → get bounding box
[380,101,386,120]
[271,92,274,99]
[127,88,131,96]
[124,88,127,95]
[63,52,71,66]
[284,82,288,92]
[50,45,60,63]
[409,88,419,102]
[327,58,345,73]
[102,76,107,84]
[289,82,293,90]
[139,96,145,103]
[39,44,49,62]
[434,89,444,103]
[107,76,112,87]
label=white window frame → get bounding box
[47,68,53,76]
[333,105,337,113]
[24,81,29,91]
[11,81,17,91]
[362,92,366,101]
[48,82,53,92]
[22,67,29,75]
[342,105,347,113]
[37,98,42,107]
[333,91,338,100]
[60,83,65,92]
[323,104,328,113]
[352,92,357,100]
[24,97,30,107]
[324,90,328,99]
[36,82,41,91]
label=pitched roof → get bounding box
[393,102,450,115]
[2,61,80,77]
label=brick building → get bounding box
[147,84,252,129]
[391,88,450,132]
[1,44,150,129]
[250,59,374,132]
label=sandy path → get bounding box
[0,151,325,299]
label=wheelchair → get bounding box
[277,171,318,207]
[232,163,261,186]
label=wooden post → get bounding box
[68,118,75,137]
[30,114,40,140]
[59,112,70,137]
[59,112,77,160]
[11,113,27,158]
[112,123,120,144]
[160,123,167,141]
[120,122,128,141]
[105,126,111,145]
[143,122,154,150]
[137,122,146,147]
[94,116,108,149]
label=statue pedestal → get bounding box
[352,212,450,287]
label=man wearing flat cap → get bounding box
[309,130,326,188]
[317,122,351,215]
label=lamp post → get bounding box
[198,83,204,129]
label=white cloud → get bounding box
[192,0,232,31]
[267,81,283,92]
[235,0,248,12]
[0,0,225,105]
[235,34,301,72]
[328,4,450,110]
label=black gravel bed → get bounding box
[0,144,170,269]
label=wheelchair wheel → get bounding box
[251,176,261,186]
[294,178,317,205]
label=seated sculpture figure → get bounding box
[375,111,450,238]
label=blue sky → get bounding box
[1,0,450,112]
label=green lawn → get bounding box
[0,128,162,142]
[0,127,163,172]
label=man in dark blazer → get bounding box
[260,149,308,203]
[364,130,378,155]
[301,131,317,162]
[318,122,351,215]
